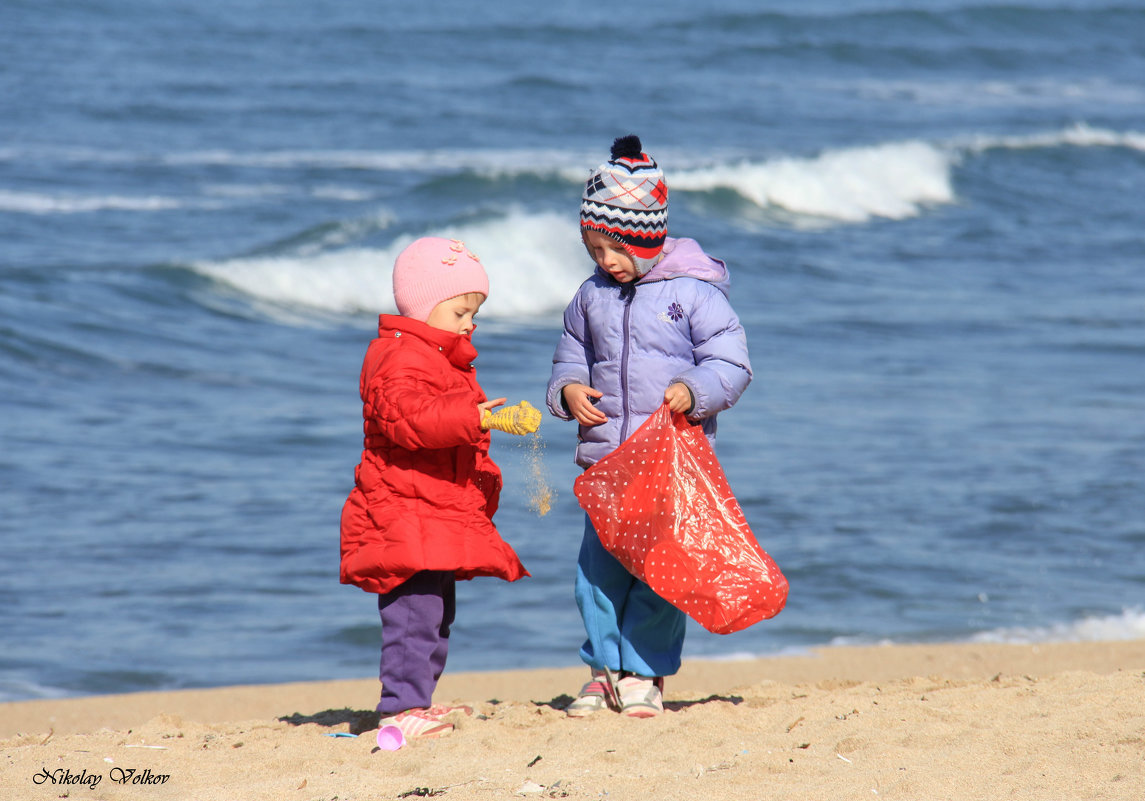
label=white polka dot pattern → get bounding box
[573,404,789,635]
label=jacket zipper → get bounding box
[619,296,632,442]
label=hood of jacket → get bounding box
[627,237,731,297]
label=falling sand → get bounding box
[523,432,555,516]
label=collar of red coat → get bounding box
[378,314,478,369]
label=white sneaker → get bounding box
[617,675,664,718]
[565,670,617,717]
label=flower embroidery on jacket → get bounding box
[657,302,686,323]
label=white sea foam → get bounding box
[692,610,1145,663]
[955,121,1145,155]
[6,125,1143,226]
[0,677,73,703]
[310,185,375,202]
[0,140,960,224]
[163,147,592,173]
[0,184,374,215]
[0,189,184,214]
[970,607,1145,645]
[665,123,1145,223]
[200,183,293,199]
[852,78,1145,109]
[188,122,1145,320]
[814,609,1145,652]
[672,140,957,223]
[191,210,586,321]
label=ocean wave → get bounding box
[0,676,73,704]
[955,121,1145,154]
[815,608,1145,651]
[970,607,1145,645]
[189,210,586,322]
[0,144,594,174]
[851,77,1145,109]
[663,123,1143,223]
[6,125,1142,226]
[671,140,956,223]
[0,142,957,225]
[0,190,185,214]
[0,185,377,216]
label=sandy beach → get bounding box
[2,639,1143,800]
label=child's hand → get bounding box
[478,397,508,429]
[664,382,694,414]
[562,383,607,426]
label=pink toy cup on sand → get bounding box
[376,725,405,751]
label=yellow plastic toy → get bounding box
[482,400,542,436]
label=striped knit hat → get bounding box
[580,135,668,276]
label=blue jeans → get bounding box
[574,516,686,677]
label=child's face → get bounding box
[583,229,638,283]
[425,292,485,335]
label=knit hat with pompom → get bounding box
[580,135,669,276]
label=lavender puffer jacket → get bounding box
[546,237,753,468]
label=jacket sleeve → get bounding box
[363,354,484,450]
[673,285,753,420]
[546,288,594,419]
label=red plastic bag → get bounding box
[574,404,788,634]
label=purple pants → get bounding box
[376,570,456,716]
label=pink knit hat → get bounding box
[392,237,489,323]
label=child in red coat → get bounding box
[340,237,529,740]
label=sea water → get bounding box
[1,0,1143,701]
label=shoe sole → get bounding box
[621,704,662,719]
[566,708,602,718]
[566,697,608,717]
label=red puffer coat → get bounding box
[340,314,529,594]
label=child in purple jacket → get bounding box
[546,135,753,718]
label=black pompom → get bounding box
[610,135,643,160]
